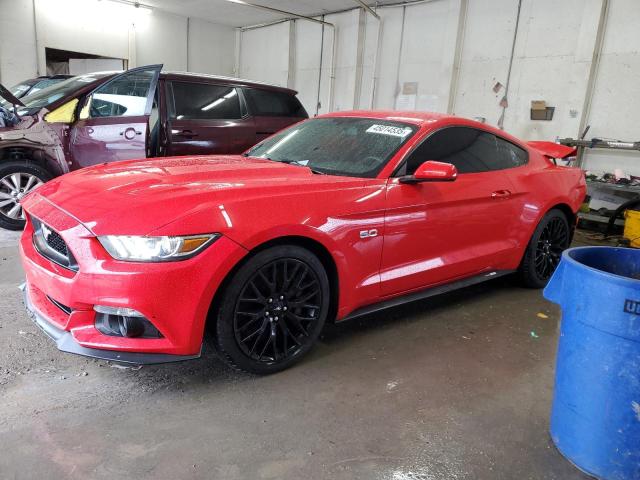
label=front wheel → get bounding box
[519,209,571,288]
[0,162,52,230]
[213,245,330,374]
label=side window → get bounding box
[404,127,497,175]
[89,68,157,118]
[495,135,528,169]
[169,82,240,120]
[243,88,306,117]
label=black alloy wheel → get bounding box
[534,216,569,280]
[519,209,570,288]
[214,245,330,374]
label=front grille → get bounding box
[31,216,78,272]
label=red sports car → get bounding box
[19,111,586,373]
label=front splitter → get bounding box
[20,283,202,365]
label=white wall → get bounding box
[0,0,38,87]
[135,10,188,70]
[293,20,323,115]
[582,0,640,174]
[239,21,290,87]
[237,0,640,176]
[501,0,602,140]
[0,0,236,87]
[188,18,236,76]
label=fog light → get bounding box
[94,305,163,338]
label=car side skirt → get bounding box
[340,270,516,322]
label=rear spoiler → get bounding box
[526,141,577,160]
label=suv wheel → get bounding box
[213,245,330,374]
[0,162,51,230]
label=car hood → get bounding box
[26,155,367,236]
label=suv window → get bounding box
[243,88,306,117]
[169,82,241,120]
[403,126,527,175]
[89,68,157,118]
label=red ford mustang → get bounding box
[19,111,586,373]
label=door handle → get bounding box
[119,127,142,139]
[491,189,512,199]
[173,129,199,138]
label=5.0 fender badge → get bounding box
[360,229,378,239]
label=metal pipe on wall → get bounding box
[447,0,468,114]
[355,0,383,109]
[498,0,523,129]
[233,0,337,113]
[577,0,610,167]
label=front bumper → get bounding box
[20,283,201,365]
[18,194,248,364]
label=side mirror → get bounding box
[399,160,458,184]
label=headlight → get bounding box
[98,234,219,262]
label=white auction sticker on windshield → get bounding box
[366,124,412,138]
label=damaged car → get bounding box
[0,64,307,230]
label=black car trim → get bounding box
[340,270,515,322]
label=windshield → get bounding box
[245,117,417,178]
[10,83,33,98]
[1,73,113,115]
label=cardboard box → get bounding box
[531,100,547,110]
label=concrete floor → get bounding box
[0,229,589,480]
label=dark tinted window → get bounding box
[495,135,528,168]
[170,82,241,120]
[243,88,307,117]
[404,126,527,175]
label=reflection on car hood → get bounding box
[28,155,363,236]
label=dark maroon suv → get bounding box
[0,64,307,229]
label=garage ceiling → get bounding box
[143,0,400,27]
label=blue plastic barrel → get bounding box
[544,246,640,480]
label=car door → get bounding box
[69,65,161,168]
[380,126,520,296]
[242,87,308,143]
[165,80,255,156]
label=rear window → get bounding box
[169,81,241,120]
[243,88,307,118]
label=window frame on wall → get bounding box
[393,125,529,177]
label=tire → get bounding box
[519,209,570,288]
[213,245,330,374]
[0,162,52,230]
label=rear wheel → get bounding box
[0,162,51,230]
[519,209,570,288]
[213,245,330,374]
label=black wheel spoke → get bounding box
[534,216,569,281]
[233,257,323,365]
